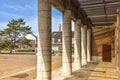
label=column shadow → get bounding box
[63,61,99,80]
[12,73,29,78]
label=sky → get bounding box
[0,0,74,35]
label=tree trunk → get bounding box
[0,49,1,54]
[10,44,13,53]
[10,48,12,53]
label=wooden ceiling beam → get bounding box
[88,14,116,18]
[81,1,120,8]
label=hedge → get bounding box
[17,49,35,52]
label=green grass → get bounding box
[0,52,36,55]
[52,53,62,56]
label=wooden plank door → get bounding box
[102,44,111,62]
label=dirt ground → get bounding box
[0,55,62,80]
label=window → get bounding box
[54,33,57,35]
[52,38,54,43]
[52,46,58,51]
[58,39,61,42]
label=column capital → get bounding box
[87,21,92,28]
[81,24,87,28]
[117,8,120,29]
[75,19,82,26]
[117,9,120,15]
[63,0,72,10]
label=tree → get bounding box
[0,40,11,53]
[0,18,32,53]
[21,38,31,47]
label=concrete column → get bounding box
[87,27,92,62]
[117,9,120,71]
[81,25,87,66]
[115,25,118,68]
[62,10,72,76]
[74,20,81,70]
[37,0,51,80]
[116,9,120,79]
[37,35,41,79]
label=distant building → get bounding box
[52,31,74,53]
[52,31,62,53]
[52,24,74,53]
[19,34,37,52]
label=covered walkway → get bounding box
[37,0,120,80]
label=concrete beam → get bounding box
[50,0,90,25]
[50,0,64,12]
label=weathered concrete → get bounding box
[115,24,119,69]
[116,9,120,79]
[74,20,82,70]
[37,0,52,80]
[62,9,72,76]
[81,25,87,66]
[87,28,92,62]
[50,0,64,12]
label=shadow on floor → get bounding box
[63,61,119,80]
[12,73,29,78]
[63,61,99,80]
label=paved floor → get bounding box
[0,55,119,80]
[52,61,119,80]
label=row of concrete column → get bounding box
[37,0,92,80]
[74,21,92,70]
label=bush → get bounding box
[17,49,34,52]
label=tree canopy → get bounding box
[0,18,32,53]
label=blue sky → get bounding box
[0,0,74,35]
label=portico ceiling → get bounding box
[78,0,120,27]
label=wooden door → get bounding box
[102,44,111,62]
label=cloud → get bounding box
[0,12,22,19]
[52,7,74,31]
[25,16,38,35]
[4,4,34,11]
[0,17,38,35]
[52,15,75,31]
[0,6,64,35]
[52,15,62,31]
[0,10,38,33]
[0,22,7,30]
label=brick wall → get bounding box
[92,26,115,58]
